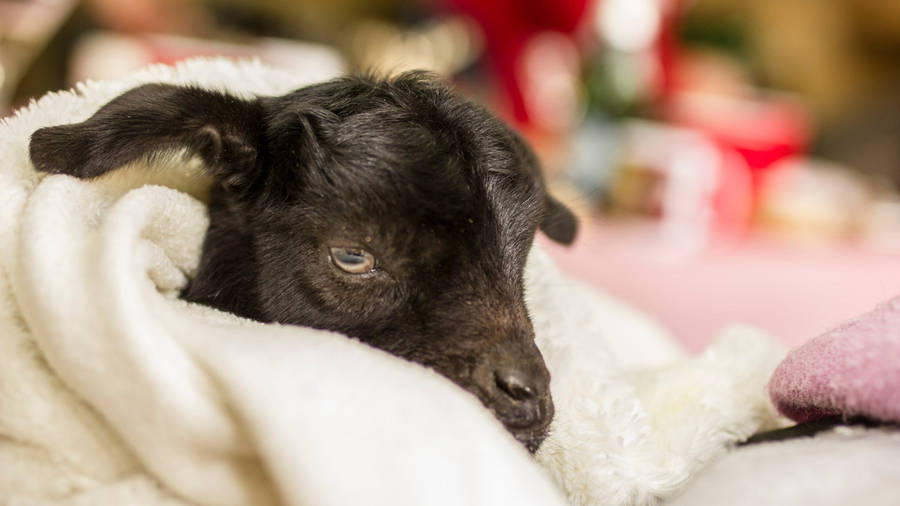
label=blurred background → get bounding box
[3,0,900,350]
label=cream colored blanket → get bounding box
[0,58,785,506]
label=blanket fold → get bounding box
[1,57,786,506]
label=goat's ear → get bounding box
[507,128,579,245]
[29,84,264,190]
[540,194,578,245]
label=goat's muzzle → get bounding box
[471,336,554,453]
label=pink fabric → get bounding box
[539,223,900,352]
[768,296,900,423]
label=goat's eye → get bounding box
[329,247,376,274]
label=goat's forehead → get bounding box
[289,85,544,258]
[310,130,536,218]
[306,172,491,231]
[316,152,539,218]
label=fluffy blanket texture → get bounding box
[769,295,900,423]
[0,58,786,506]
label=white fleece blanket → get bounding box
[0,58,787,506]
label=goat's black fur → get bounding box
[29,72,578,452]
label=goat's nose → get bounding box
[493,368,546,429]
[495,369,537,401]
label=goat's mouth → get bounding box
[513,425,551,454]
[438,360,555,453]
[410,344,554,453]
[490,393,555,454]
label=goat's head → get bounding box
[29,72,577,452]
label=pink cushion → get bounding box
[769,296,900,423]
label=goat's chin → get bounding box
[513,427,549,454]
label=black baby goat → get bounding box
[29,72,577,452]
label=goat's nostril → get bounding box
[495,369,536,401]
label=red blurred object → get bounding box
[654,0,684,101]
[657,0,807,236]
[666,94,809,172]
[445,0,592,125]
[665,93,810,235]
[660,1,809,234]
